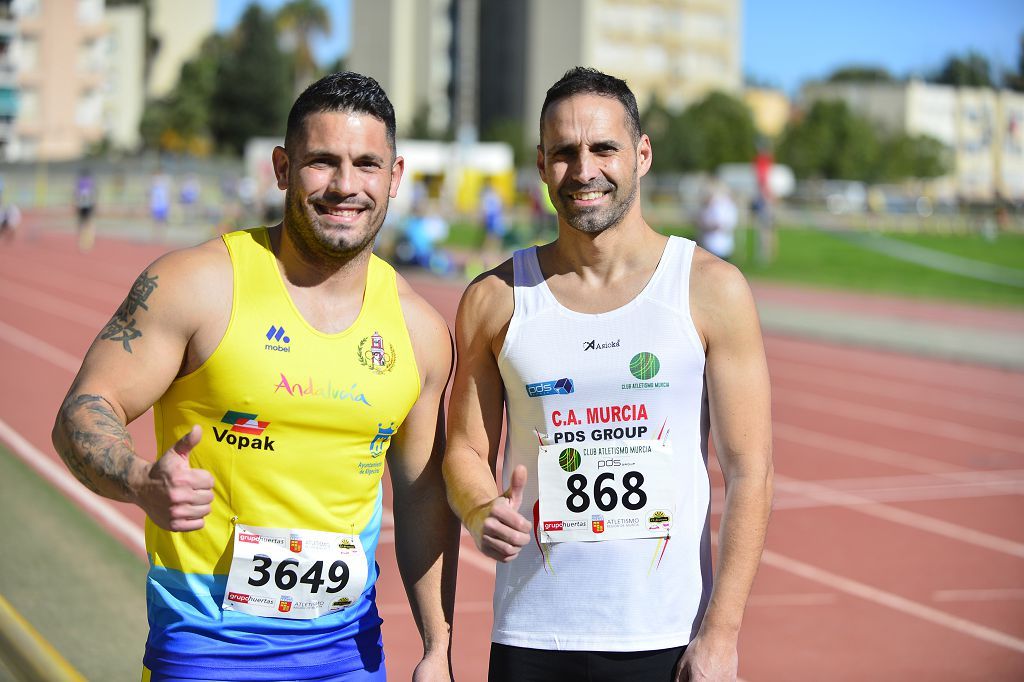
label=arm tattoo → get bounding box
[101,270,158,353]
[54,393,138,500]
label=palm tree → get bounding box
[276,0,331,94]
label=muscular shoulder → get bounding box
[457,258,514,341]
[689,247,759,346]
[141,237,231,323]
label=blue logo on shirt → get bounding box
[265,325,291,352]
[526,378,574,397]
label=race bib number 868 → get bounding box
[538,439,676,543]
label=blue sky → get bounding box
[217,0,1022,94]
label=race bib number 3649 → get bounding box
[223,524,368,620]
[538,439,676,543]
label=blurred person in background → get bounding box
[443,67,773,682]
[0,176,20,244]
[697,181,739,262]
[74,167,98,252]
[149,170,172,242]
[52,71,459,682]
[480,179,507,264]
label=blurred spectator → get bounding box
[697,181,739,261]
[179,173,201,223]
[0,200,20,244]
[74,168,98,252]
[480,179,506,262]
[150,171,172,241]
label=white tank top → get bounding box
[493,236,711,651]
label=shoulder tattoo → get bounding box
[101,270,158,353]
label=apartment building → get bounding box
[348,0,742,144]
[803,80,1024,201]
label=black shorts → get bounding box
[488,642,685,682]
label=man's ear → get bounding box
[536,145,547,184]
[390,155,405,199]
[637,134,653,179]
[272,146,289,190]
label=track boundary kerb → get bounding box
[0,592,86,682]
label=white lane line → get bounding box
[774,422,965,476]
[768,357,1024,423]
[775,387,1024,452]
[801,469,1024,492]
[0,319,82,372]
[0,259,128,302]
[0,416,147,558]
[760,548,1024,653]
[766,479,1024,511]
[766,337,1024,400]
[933,589,1024,602]
[773,474,1024,558]
[0,277,109,327]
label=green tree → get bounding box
[776,100,880,180]
[677,92,758,172]
[276,0,331,93]
[1003,33,1024,92]
[933,52,994,87]
[877,133,950,180]
[481,118,531,166]
[139,34,226,153]
[826,65,894,83]
[640,95,685,173]
[209,5,291,154]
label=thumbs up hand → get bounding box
[466,465,532,563]
[136,425,215,532]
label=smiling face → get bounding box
[273,109,404,263]
[537,93,651,235]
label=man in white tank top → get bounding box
[444,67,773,681]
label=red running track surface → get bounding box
[1,231,1022,681]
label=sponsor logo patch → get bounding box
[526,377,574,397]
[265,325,291,352]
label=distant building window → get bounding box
[14,0,40,18]
[77,0,102,24]
[0,86,16,117]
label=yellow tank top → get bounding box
[149,227,420,575]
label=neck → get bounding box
[547,209,663,282]
[269,223,372,294]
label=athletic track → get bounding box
[1,230,1022,681]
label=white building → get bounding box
[803,80,1024,201]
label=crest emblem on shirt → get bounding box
[357,331,397,374]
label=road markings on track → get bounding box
[760,548,1024,654]
[775,387,1024,452]
[933,588,1024,602]
[0,320,81,372]
[768,357,1024,423]
[767,337,1024,399]
[773,474,1024,558]
[774,422,965,475]
[0,277,108,328]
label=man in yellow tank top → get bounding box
[52,72,459,681]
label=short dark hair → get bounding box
[285,71,397,154]
[539,67,642,145]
